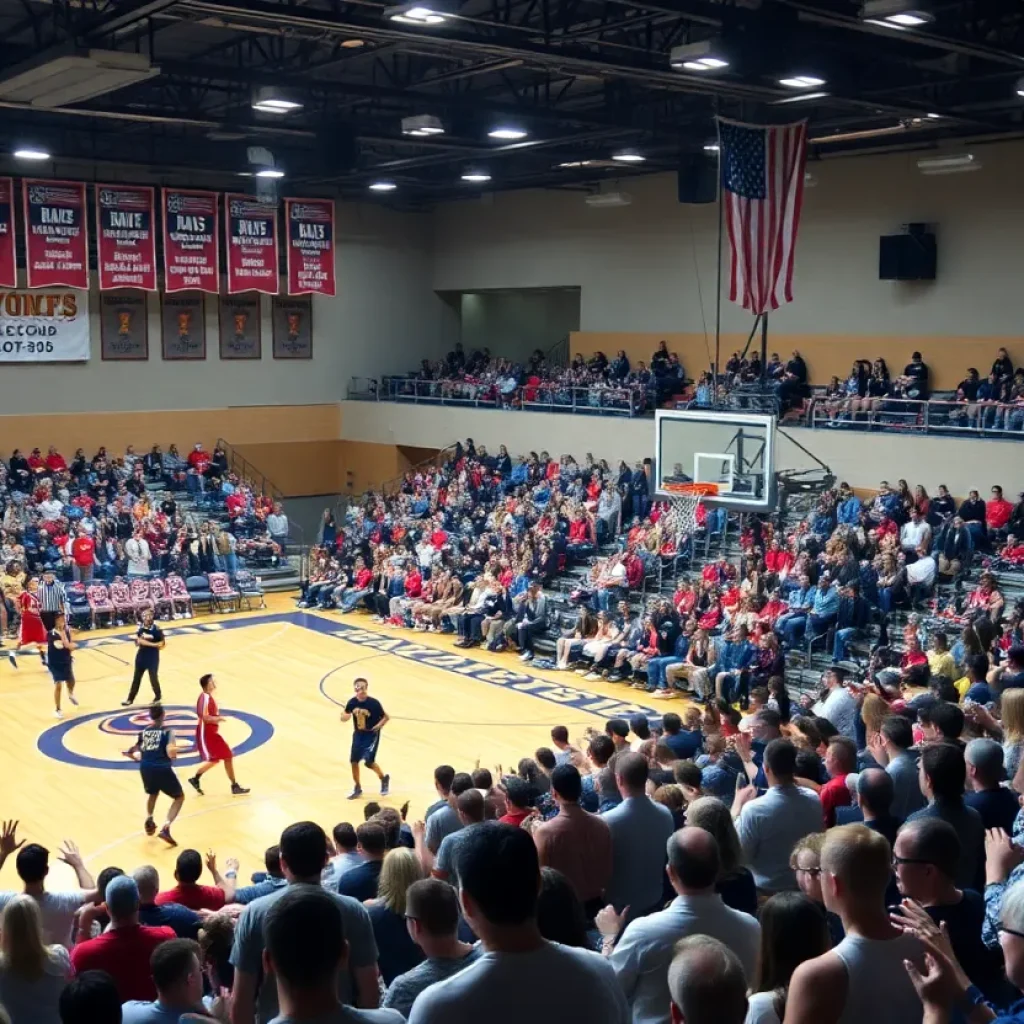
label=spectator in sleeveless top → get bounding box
[785,824,924,1024]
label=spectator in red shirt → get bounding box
[819,736,856,827]
[498,777,535,826]
[70,876,175,1002]
[987,484,1013,535]
[225,491,246,519]
[900,635,929,670]
[154,849,234,911]
[186,443,210,474]
[27,447,47,477]
[70,528,96,584]
[45,446,67,474]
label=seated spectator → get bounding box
[0,894,72,1024]
[383,878,481,1017]
[121,938,206,1023]
[408,823,629,1024]
[70,876,175,1002]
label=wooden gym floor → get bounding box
[0,593,664,889]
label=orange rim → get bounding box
[663,481,720,497]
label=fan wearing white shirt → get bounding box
[409,823,629,1024]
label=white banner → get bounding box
[0,289,90,362]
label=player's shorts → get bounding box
[141,766,184,799]
[196,729,233,763]
[350,730,380,766]
[48,663,74,685]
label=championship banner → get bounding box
[225,193,279,295]
[285,198,336,296]
[0,179,16,288]
[272,294,312,359]
[96,184,157,292]
[162,188,219,294]
[218,294,261,360]
[0,289,89,362]
[100,291,149,360]
[23,179,89,289]
[161,292,207,360]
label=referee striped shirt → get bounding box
[38,579,67,613]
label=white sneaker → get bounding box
[584,672,601,681]
[54,709,63,719]
[518,651,532,662]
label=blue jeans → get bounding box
[833,627,861,662]
[648,655,682,691]
[776,612,808,647]
[340,588,370,612]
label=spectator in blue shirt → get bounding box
[774,575,814,648]
[133,866,201,940]
[234,846,288,905]
[806,575,840,642]
[337,823,387,903]
[836,486,862,526]
[712,625,757,704]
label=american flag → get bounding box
[718,117,808,315]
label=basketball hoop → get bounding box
[663,482,719,536]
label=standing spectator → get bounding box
[784,824,923,1024]
[0,831,98,948]
[337,823,387,904]
[156,850,232,911]
[383,879,481,1018]
[533,764,612,919]
[601,828,759,1024]
[667,935,748,1024]
[229,821,379,1024]
[732,739,822,896]
[0,895,72,1024]
[868,715,927,820]
[964,738,1020,833]
[407,824,629,1024]
[70,529,96,584]
[431,791,487,885]
[819,737,856,828]
[121,938,206,1023]
[364,849,425,986]
[267,503,289,551]
[263,887,402,1024]
[125,529,151,578]
[57,971,122,1024]
[133,867,200,939]
[834,769,902,845]
[323,827,362,890]
[602,753,675,922]
[70,877,175,1003]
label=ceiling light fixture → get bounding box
[255,168,285,178]
[402,114,444,136]
[488,126,528,140]
[779,75,826,89]
[557,159,599,169]
[669,41,730,71]
[385,4,447,24]
[251,86,303,114]
[369,181,398,191]
[703,142,720,153]
[13,147,50,160]
[1016,76,1024,98]
[461,170,492,183]
[612,149,646,163]
[861,0,935,27]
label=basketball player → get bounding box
[122,608,164,706]
[340,677,390,799]
[7,577,47,668]
[47,612,79,719]
[187,673,250,796]
[123,703,184,847]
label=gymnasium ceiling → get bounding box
[0,0,1021,204]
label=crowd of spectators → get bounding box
[0,443,288,638]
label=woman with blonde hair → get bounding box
[685,795,756,916]
[366,847,425,985]
[970,688,1024,786]
[0,894,71,1024]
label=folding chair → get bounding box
[149,577,174,620]
[109,578,137,625]
[66,583,93,630]
[86,583,115,628]
[208,571,241,613]
[165,574,194,618]
[186,575,214,614]
[129,577,156,619]
[233,568,266,610]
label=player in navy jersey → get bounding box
[340,677,390,799]
[46,612,79,720]
[124,704,185,847]
[122,608,165,706]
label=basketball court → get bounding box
[0,593,665,888]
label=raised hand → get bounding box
[0,821,23,858]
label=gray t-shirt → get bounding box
[0,891,87,948]
[0,946,70,1024]
[383,948,483,1018]
[230,882,378,1024]
[269,1009,404,1024]
[434,826,479,886]
[425,805,460,853]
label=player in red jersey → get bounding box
[186,673,250,796]
[7,577,48,668]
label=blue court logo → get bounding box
[37,705,274,771]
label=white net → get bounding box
[664,493,705,539]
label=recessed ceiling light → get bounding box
[461,171,492,183]
[369,181,397,192]
[255,168,285,178]
[778,75,826,89]
[612,150,646,163]
[13,147,51,161]
[677,57,730,71]
[386,5,446,23]
[703,143,720,153]
[926,112,941,118]
[885,10,933,24]
[488,127,528,140]
[251,88,304,114]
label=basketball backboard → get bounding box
[654,409,777,511]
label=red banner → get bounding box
[225,193,279,295]
[0,179,15,288]
[285,198,336,297]
[162,188,219,294]
[23,179,89,289]
[95,184,157,292]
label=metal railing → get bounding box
[347,376,655,417]
[806,396,1024,438]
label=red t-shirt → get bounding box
[987,499,1013,530]
[71,536,95,567]
[499,808,532,827]
[188,449,211,473]
[155,883,226,911]
[70,924,175,1001]
[46,453,67,472]
[819,774,852,828]
[226,493,245,518]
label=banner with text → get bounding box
[285,198,336,296]
[226,194,279,295]
[0,289,89,361]
[96,184,158,292]
[23,180,89,289]
[0,179,16,288]
[162,188,219,294]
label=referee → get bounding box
[38,569,67,632]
